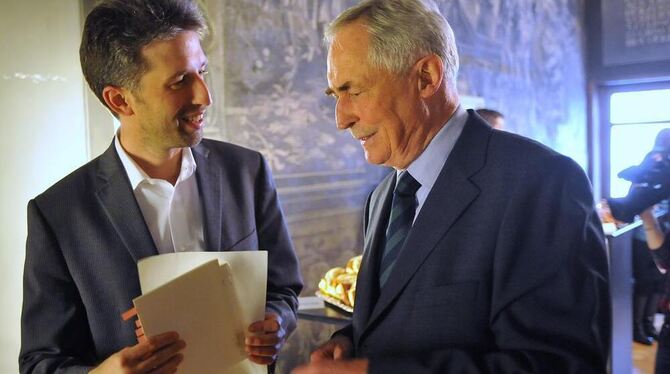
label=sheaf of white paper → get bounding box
[136,251,268,374]
[138,251,267,325]
[134,261,248,373]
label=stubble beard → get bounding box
[139,119,203,154]
[178,123,204,148]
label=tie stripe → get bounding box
[379,171,421,287]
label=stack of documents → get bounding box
[133,251,268,374]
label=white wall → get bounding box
[0,1,88,371]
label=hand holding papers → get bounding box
[245,312,286,365]
[132,251,268,374]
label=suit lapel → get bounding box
[361,112,491,337]
[353,172,395,346]
[194,141,254,251]
[95,143,157,262]
[192,143,224,251]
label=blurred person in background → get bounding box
[475,108,505,130]
[639,204,670,373]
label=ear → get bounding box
[415,54,444,99]
[101,86,135,117]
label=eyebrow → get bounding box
[325,81,352,97]
[167,61,209,81]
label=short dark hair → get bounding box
[80,0,207,113]
[475,108,504,123]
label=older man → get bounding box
[20,1,302,373]
[295,0,610,373]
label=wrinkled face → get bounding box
[326,21,424,169]
[127,30,211,151]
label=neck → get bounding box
[134,151,183,185]
[118,128,183,185]
[391,91,459,170]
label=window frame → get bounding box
[594,80,670,200]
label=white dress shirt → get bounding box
[401,105,468,221]
[114,136,205,254]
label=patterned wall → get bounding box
[200,0,372,292]
[441,0,588,167]
[200,3,382,371]
[83,0,589,371]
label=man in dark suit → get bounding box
[294,1,610,373]
[19,1,302,373]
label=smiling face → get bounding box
[326,21,429,170]
[123,30,211,155]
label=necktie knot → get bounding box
[395,171,421,197]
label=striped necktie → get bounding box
[379,171,421,287]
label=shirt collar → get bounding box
[177,145,197,183]
[402,104,468,191]
[114,133,197,189]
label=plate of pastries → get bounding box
[316,255,362,314]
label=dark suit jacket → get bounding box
[338,112,611,373]
[20,139,303,374]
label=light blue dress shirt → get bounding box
[398,105,468,221]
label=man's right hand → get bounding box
[90,332,185,374]
[309,335,353,362]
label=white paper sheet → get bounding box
[133,251,268,374]
[137,251,267,327]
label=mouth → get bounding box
[355,132,375,145]
[179,111,206,130]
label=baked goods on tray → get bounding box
[316,255,362,312]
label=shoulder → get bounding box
[194,138,265,166]
[491,130,558,159]
[488,130,581,176]
[193,139,276,187]
[457,127,589,200]
[34,154,106,206]
[455,112,579,179]
[464,111,565,167]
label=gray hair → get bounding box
[80,0,208,116]
[324,0,459,85]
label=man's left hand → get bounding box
[291,359,369,374]
[245,312,285,365]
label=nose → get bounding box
[335,96,357,130]
[193,74,212,107]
